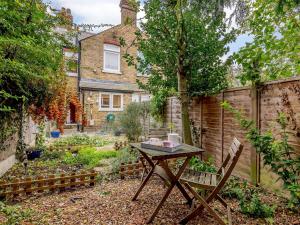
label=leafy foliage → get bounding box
[0,0,72,149]
[222,178,276,219]
[51,135,111,148]
[0,202,33,225]
[222,101,300,208]
[189,156,217,173]
[111,146,139,173]
[63,147,117,169]
[234,0,300,85]
[119,102,150,141]
[122,0,235,143]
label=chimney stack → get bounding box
[120,0,137,26]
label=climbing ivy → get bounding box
[222,101,300,209]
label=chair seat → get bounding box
[180,169,220,190]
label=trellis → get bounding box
[0,170,97,199]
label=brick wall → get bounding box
[166,77,300,182]
[80,25,147,85]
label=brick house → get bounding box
[77,0,149,130]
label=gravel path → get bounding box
[14,179,300,225]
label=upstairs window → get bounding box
[103,44,121,74]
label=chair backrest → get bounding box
[207,138,243,202]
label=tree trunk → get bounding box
[176,0,193,145]
[178,72,193,145]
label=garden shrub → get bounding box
[41,150,64,160]
[111,147,139,173]
[63,147,117,169]
[222,177,276,219]
[188,156,217,173]
[119,103,143,141]
[240,193,276,219]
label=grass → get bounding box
[63,147,118,169]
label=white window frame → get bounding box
[99,92,123,111]
[103,44,121,74]
[132,94,140,103]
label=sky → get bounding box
[43,0,252,56]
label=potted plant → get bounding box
[27,123,46,160]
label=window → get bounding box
[99,93,123,111]
[141,94,151,102]
[103,44,121,73]
[132,94,151,103]
[132,94,140,102]
[101,94,110,109]
[137,50,150,77]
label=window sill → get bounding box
[99,108,124,112]
[102,69,122,75]
[66,72,78,77]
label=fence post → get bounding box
[70,172,76,188]
[12,178,20,198]
[49,175,55,192]
[120,163,125,179]
[250,86,261,185]
[60,173,65,192]
[25,177,32,195]
[80,170,86,186]
[89,170,96,186]
[37,176,44,193]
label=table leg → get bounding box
[160,158,193,204]
[146,158,193,223]
[132,162,157,201]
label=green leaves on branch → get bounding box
[235,0,300,85]
[221,101,300,209]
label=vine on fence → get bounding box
[222,101,300,209]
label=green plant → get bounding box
[41,150,65,161]
[222,177,276,219]
[122,0,235,144]
[234,0,300,85]
[222,101,300,209]
[119,103,143,142]
[0,202,33,225]
[51,135,111,148]
[35,122,46,149]
[111,147,139,173]
[189,156,217,173]
[240,193,276,219]
[0,0,71,151]
[63,147,117,169]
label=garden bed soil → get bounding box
[2,179,299,225]
[0,160,83,183]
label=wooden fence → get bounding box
[166,77,300,185]
[0,170,97,199]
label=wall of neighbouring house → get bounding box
[80,25,148,84]
[166,77,300,186]
[0,117,37,177]
[82,90,134,128]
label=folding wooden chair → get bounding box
[179,138,244,225]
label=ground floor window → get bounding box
[99,93,123,111]
[132,94,151,103]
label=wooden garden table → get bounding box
[130,143,204,224]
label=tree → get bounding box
[0,0,71,154]
[123,0,235,144]
[234,0,300,86]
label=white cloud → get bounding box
[43,0,144,32]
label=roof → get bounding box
[79,78,142,93]
[79,25,122,42]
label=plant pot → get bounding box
[51,131,60,138]
[27,149,42,160]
